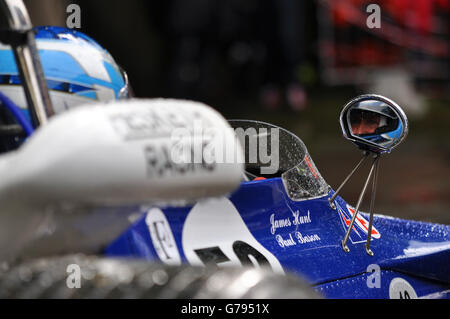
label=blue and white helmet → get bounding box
[0,26,130,116]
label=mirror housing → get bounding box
[340,94,408,154]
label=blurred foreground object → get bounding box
[0,255,321,298]
[0,99,244,263]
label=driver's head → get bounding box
[0,26,130,152]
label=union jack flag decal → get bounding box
[335,202,381,244]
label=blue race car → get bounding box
[104,116,450,299]
[0,1,448,299]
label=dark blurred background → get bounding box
[25,0,450,224]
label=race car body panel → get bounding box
[105,177,450,299]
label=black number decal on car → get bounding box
[194,246,230,266]
[232,240,270,266]
[194,241,271,269]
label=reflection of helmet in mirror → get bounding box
[349,100,399,136]
[0,26,130,152]
[382,119,403,140]
[352,100,397,119]
[340,94,408,154]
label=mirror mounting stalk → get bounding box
[328,151,369,210]
[341,154,379,254]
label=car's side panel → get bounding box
[315,270,450,299]
[105,178,450,298]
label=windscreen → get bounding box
[229,120,329,201]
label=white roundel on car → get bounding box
[389,277,418,299]
[146,208,181,266]
[182,197,284,274]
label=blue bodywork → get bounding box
[105,177,450,299]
